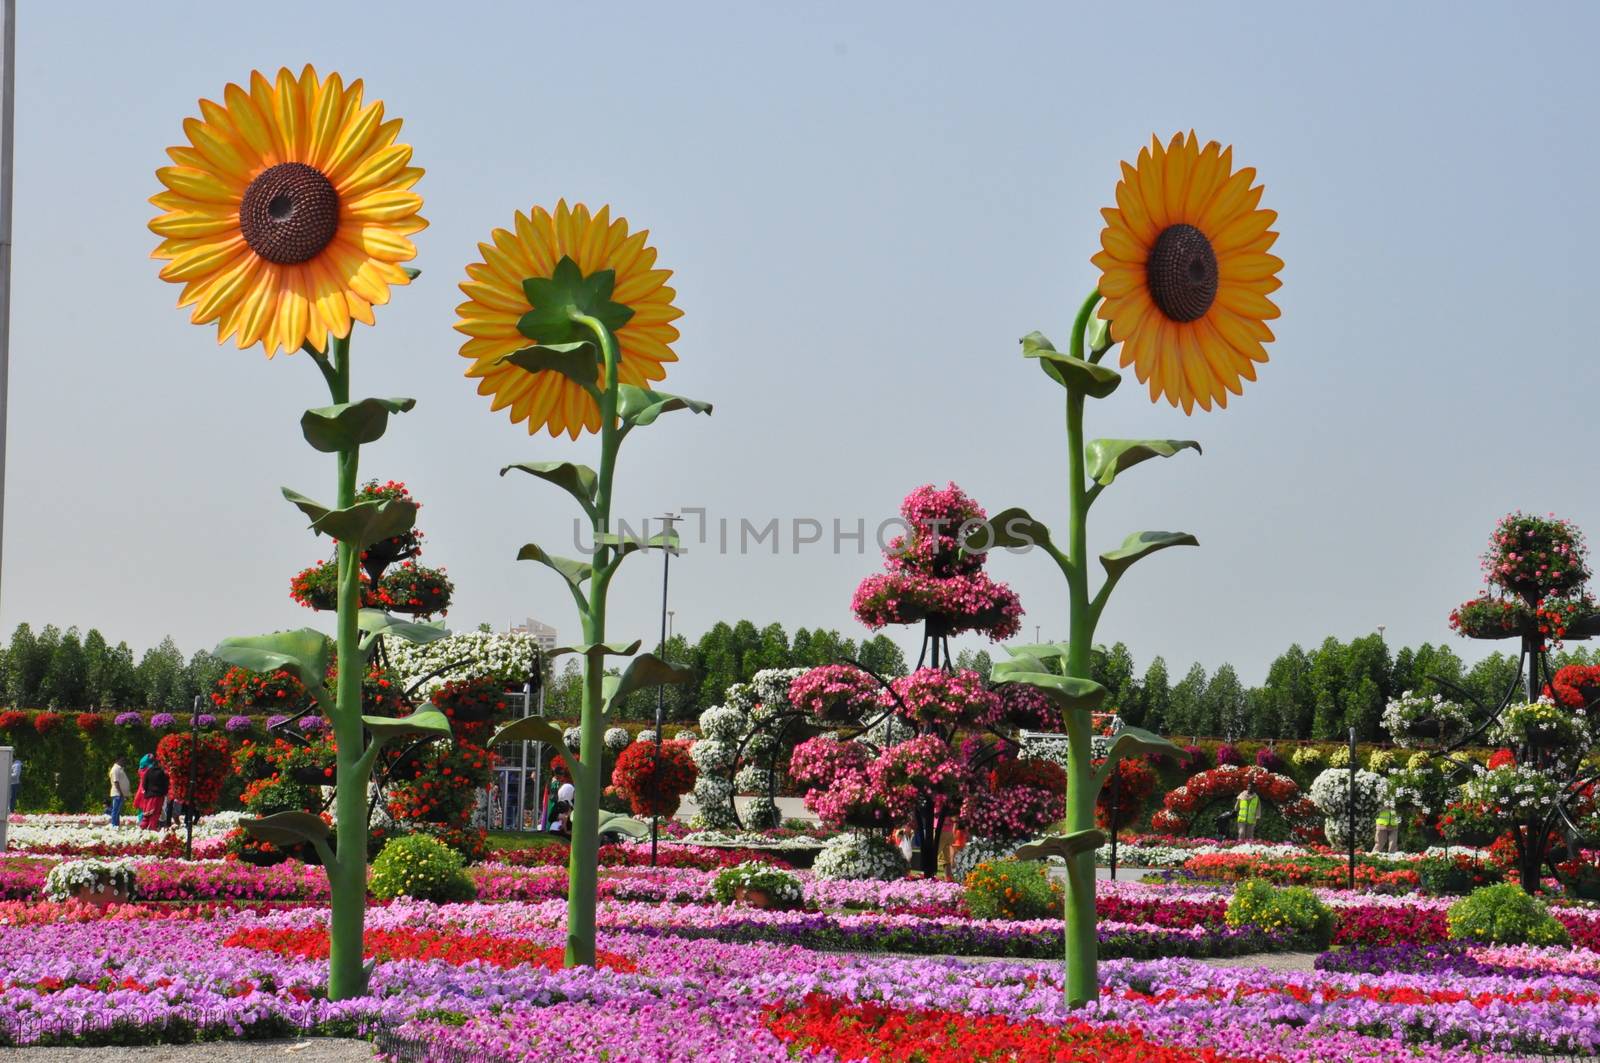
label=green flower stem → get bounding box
[1062,286,1101,1008]
[565,311,622,968]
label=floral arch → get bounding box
[1151,764,1321,841]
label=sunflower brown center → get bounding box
[1146,223,1218,323]
[239,162,340,265]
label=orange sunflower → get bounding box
[1092,132,1282,414]
[149,65,425,356]
[454,201,681,439]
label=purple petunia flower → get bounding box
[225,715,255,733]
[114,711,144,727]
[265,714,290,730]
[298,716,327,733]
[149,712,177,730]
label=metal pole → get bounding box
[0,0,16,603]
[518,676,531,830]
[533,656,545,828]
[1108,764,1119,881]
[651,513,679,867]
[185,696,200,860]
[1347,725,1357,891]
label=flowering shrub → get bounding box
[604,726,632,753]
[964,760,1065,840]
[1308,768,1385,848]
[1447,883,1569,946]
[1253,746,1285,773]
[154,733,233,812]
[0,709,29,733]
[1178,744,1210,774]
[74,712,104,735]
[114,711,143,727]
[210,665,311,714]
[369,834,476,902]
[380,560,454,617]
[1095,756,1155,831]
[149,712,177,730]
[428,674,511,741]
[43,858,139,902]
[224,715,254,734]
[610,740,697,817]
[867,735,965,815]
[812,832,908,881]
[1440,765,1561,844]
[385,630,543,699]
[1214,743,1242,766]
[710,860,803,907]
[964,858,1060,920]
[1552,664,1600,710]
[888,668,1002,730]
[1225,879,1332,948]
[1482,511,1589,599]
[386,741,491,824]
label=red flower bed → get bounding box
[1097,894,1226,929]
[490,841,782,870]
[1182,851,1419,891]
[1331,905,1447,947]
[224,926,636,972]
[762,995,1261,1063]
[31,712,64,736]
[0,709,30,734]
[75,712,105,735]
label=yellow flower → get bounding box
[149,65,425,356]
[454,201,682,439]
[1092,132,1282,414]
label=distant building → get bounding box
[510,617,558,653]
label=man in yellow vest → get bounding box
[1374,801,1400,853]
[1235,781,1261,841]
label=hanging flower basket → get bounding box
[291,764,334,786]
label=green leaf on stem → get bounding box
[517,544,593,589]
[1100,531,1199,580]
[363,707,453,741]
[358,610,448,645]
[994,672,1108,714]
[549,640,643,661]
[242,811,330,848]
[1014,829,1105,862]
[603,653,696,715]
[517,256,634,344]
[500,460,599,511]
[299,397,416,453]
[596,529,682,560]
[598,812,651,839]
[1085,439,1201,486]
[214,629,330,691]
[497,342,602,395]
[489,716,569,751]
[616,384,713,427]
[990,643,1069,680]
[1096,727,1181,789]
[964,507,1053,553]
[1021,331,1122,397]
[281,488,417,547]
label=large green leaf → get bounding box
[282,488,417,547]
[548,639,642,661]
[598,812,651,839]
[1021,331,1121,398]
[363,707,453,741]
[1100,531,1200,580]
[497,341,601,392]
[517,543,593,589]
[500,460,599,511]
[214,629,330,690]
[358,610,448,646]
[1095,726,1181,790]
[300,397,415,453]
[616,384,714,427]
[489,716,568,749]
[604,653,696,714]
[964,507,1053,553]
[990,643,1069,682]
[517,257,634,344]
[596,529,682,561]
[243,811,330,848]
[992,669,1107,714]
[1086,439,1201,487]
[1014,829,1105,862]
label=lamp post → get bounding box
[651,513,682,868]
[1346,725,1357,891]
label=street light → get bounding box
[1377,624,1386,642]
[652,514,682,867]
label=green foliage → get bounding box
[1224,879,1333,948]
[1447,883,1569,946]
[369,834,477,903]
[1418,856,1503,896]
[963,859,1062,920]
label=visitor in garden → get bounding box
[1373,799,1400,853]
[1235,781,1261,841]
[556,779,575,835]
[108,757,132,827]
[134,754,157,829]
[141,757,170,830]
[6,757,19,812]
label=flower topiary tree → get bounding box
[689,668,806,831]
[289,480,454,619]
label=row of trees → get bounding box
[0,624,227,713]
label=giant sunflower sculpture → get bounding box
[1092,132,1281,413]
[454,201,682,438]
[149,65,426,356]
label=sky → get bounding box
[2,1,1598,684]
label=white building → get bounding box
[509,617,558,653]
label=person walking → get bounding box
[1373,800,1401,854]
[141,757,170,830]
[1234,781,1262,842]
[109,757,133,826]
[7,757,19,812]
[133,754,156,829]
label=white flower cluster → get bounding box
[604,727,632,753]
[44,857,139,901]
[679,829,826,851]
[690,669,805,830]
[716,859,804,904]
[1457,763,1562,817]
[812,832,909,881]
[1309,767,1386,847]
[1381,690,1472,748]
[5,814,240,853]
[1019,733,1072,767]
[385,630,543,698]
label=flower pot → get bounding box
[734,885,773,909]
[71,883,131,907]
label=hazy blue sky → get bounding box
[3,1,1597,682]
